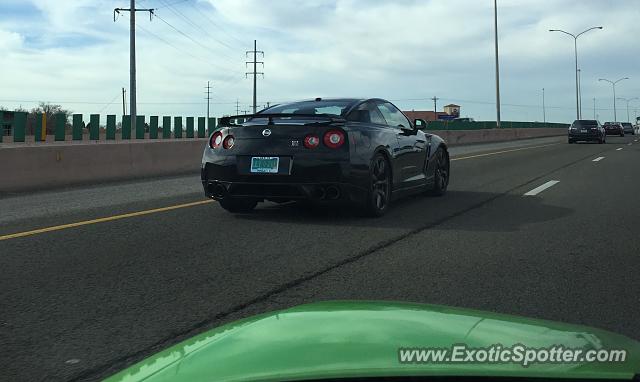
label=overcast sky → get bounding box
[1,0,639,123]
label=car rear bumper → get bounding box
[568,133,601,141]
[605,129,623,135]
[201,159,368,203]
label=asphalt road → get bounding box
[1,135,639,381]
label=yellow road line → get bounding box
[451,143,561,161]
[0,199,214,242]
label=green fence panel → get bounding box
[149,116,158,139]
[72,114,83,140]
[197,117,205,138]
[13,112,26,142]
[174,117,183,138]
[90,114,99,140]
[122,115,131,139]
[162,116,171,138]
[135,115,145,139]
[186,117,195,138]
[34,113,44,142]
[106,115,116,140]
[208,117,216,135]
[54,113,66,141]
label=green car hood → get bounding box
[105,301,640,382]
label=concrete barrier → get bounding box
[429,127,566,146]
[0,139,207,193]
[0,128,567,193]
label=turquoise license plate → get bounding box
[250,156,279,173]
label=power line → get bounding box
[246,40,264,114]
[135,22,237,80]
[151,13,241,75]
[155,0,190,10]
[157,0,237,55]
[188,1,247,46]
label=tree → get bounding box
[27,102,73,134]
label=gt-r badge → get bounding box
[262,129,272,137]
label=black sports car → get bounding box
[201,98,449,216]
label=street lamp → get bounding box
[549,26,603,120]
[616,97,638,123]
[599,77,629,121]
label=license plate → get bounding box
[250,156,279,173]
[580,129,587,133]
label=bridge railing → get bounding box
[0,112,219,143]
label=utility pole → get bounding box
[431,96,439,120]
[205,81,212,119]
[493,0,501,128]
[542,88,546,123]
[246,40,264,114]
[122,88,127,115]
[241,109,250,115]
[235,99,240,115]
[114,1,154,134]
[593,98,596,120]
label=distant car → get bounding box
[568,119,605,144]
[621,122,635,135]
[603,122,624,137]
[453,117,475,122]
[201,98,450,216]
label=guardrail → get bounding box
[0,113,218,144]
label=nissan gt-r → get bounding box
[200,98,449,216]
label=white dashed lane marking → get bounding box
[593,157,605,162]
[524,181,560,196]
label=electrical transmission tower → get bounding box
[114,0,154,134]
[246,40,264,114]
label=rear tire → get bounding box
[219,198,258,213]
[568,138,574,144]
[362,153,391,217]
[429,147,449,196]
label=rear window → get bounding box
[572,120,597,127]
[261,100,353,116]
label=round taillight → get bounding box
[304,135,320,149]
[210,131,223,149]
[223,135,235,149]
[323,130,345,149]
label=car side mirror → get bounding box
[414,119,428,130]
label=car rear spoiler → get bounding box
[219,113,346,127]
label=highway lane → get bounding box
[0,135,638,381]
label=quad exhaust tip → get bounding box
[211,183,228,199]
[325,186,340,200]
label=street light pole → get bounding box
[493,0,501,128]
[599,77,629,122]
[616,97,638,123]
[542,88,546,124]
[549,26,602,120]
